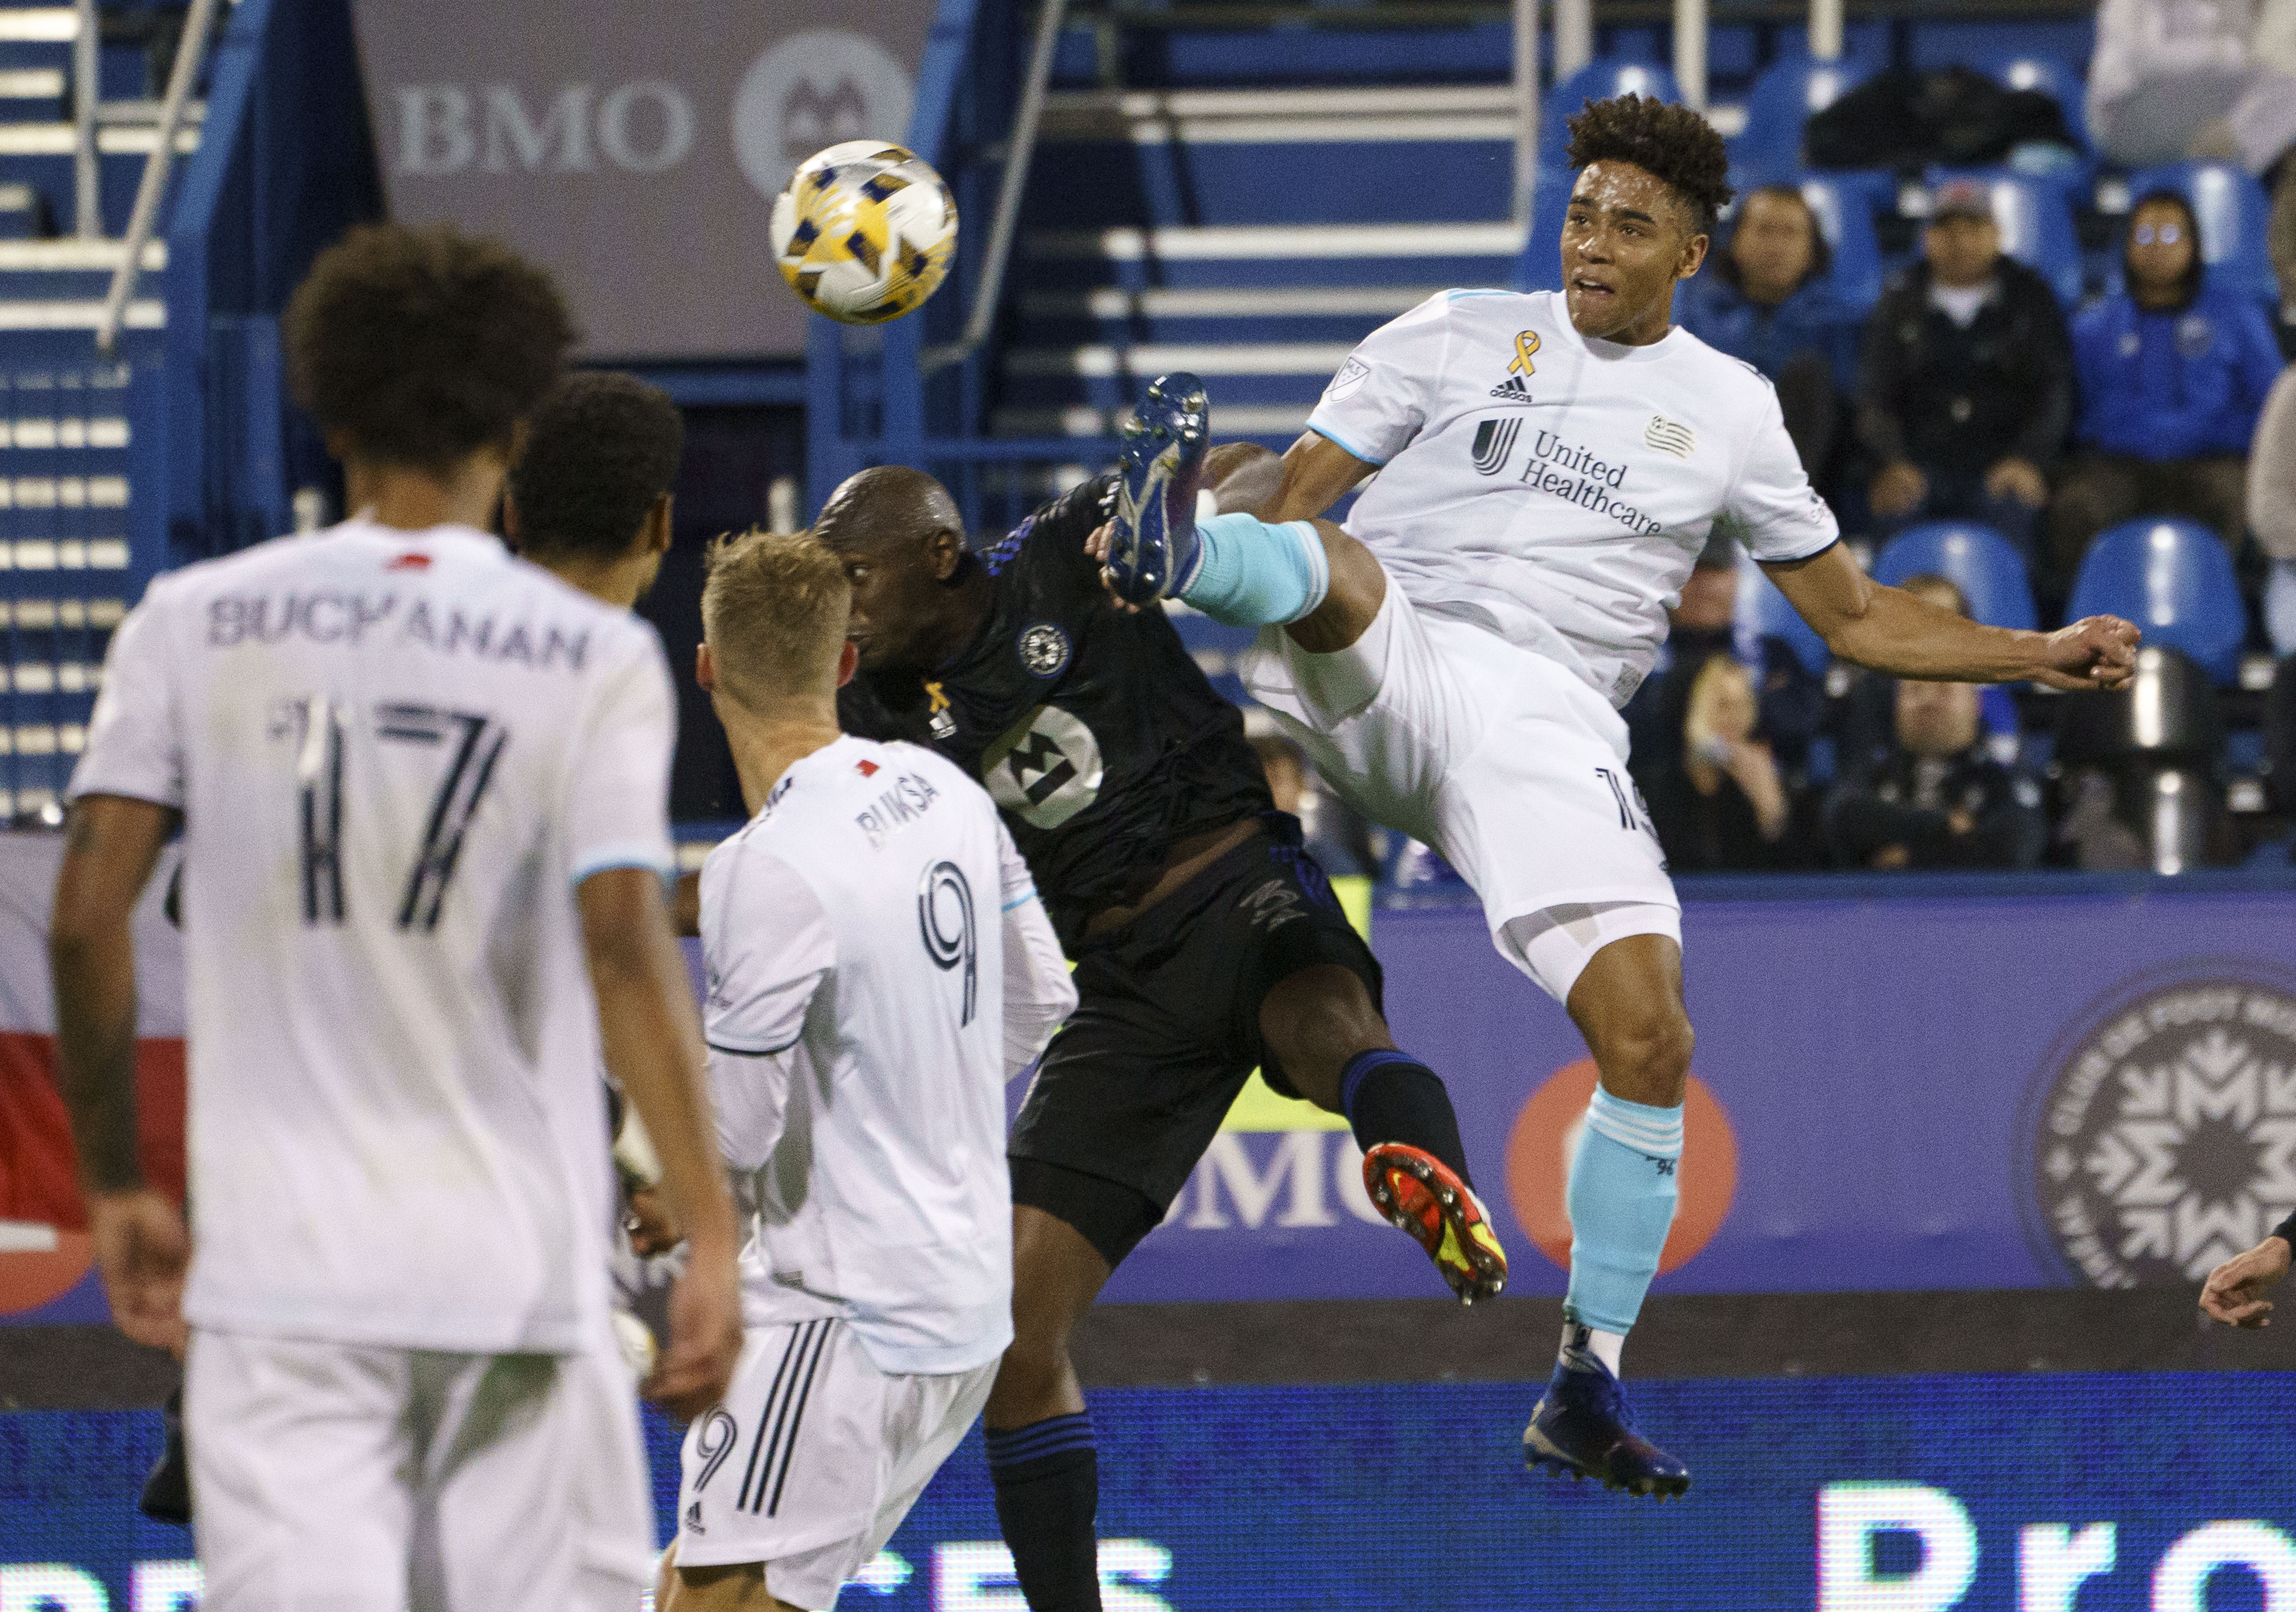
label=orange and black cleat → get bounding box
[1362,1143,1508,1304]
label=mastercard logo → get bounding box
[1504,1059,1738,1274]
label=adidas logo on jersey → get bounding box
[1488,375,1535,403]
[685,1499,705,1535]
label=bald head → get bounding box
[823,463,989,672]
[814,464,963,555]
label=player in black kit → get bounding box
[818,459,1504,1612]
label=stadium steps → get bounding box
[0,3,196,818]
[998,86,1522,443]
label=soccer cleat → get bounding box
[1523,1343,1691,1498]
[1362,1142,1508,1304]
[1106,372,1210,604]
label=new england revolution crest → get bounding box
[2022,967,2296,1287]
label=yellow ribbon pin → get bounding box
[1509,329,1541,376]
[925,679,951,713]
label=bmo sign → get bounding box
[354,4,932,357]
[394,83,697,176]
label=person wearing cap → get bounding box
[2048,188,2284,590]
[1855,179,2074,565]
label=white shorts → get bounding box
[1243,582,1680,1003]
[674,1318,996,1610]
[185,1326,652,1612]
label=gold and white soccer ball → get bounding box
[770,140,958,326]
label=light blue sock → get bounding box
[1176,513,1330,627]
[1562,1087,1684,1336]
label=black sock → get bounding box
[1341,1049,1475,1189]
[987,1414,1102,1612]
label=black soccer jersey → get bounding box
[839,474,1271,951]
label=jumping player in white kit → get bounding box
[661,529,1075,1612]
[1097,94,2142,1495]
[49,223,743,1609]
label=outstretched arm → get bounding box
[50,794,188,1353]
[1763,543,2139,690]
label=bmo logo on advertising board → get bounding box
[388,30,915,192]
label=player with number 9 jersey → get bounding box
[666,528,1074,1612]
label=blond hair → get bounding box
[700,527,850,710]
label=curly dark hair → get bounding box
[1564,94,1735,235]
[506,373,684,562]
[285,222,576,472]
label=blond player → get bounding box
[662,530,1073,1611]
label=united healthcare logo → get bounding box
[2023,966,2296,1287]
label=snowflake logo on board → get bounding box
[2031,981,2296,1287]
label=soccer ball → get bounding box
[770,141,958,326]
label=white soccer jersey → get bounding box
[700,734,1072,1378]
[1306,287,1840,706]
[69,520,675,1354]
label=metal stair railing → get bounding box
[97,0,222,355]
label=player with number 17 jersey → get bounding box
[75,521,675,1354]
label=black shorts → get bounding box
[1008,813,1382,1268]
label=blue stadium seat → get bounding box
[2066,518,2249,686]
[1874,522,2039,632]
[1734,552,1831,677]
[1543,60,1678,156]
[1924,169,2084,306]
[1734,58,1873,187]
[2126,161,2280,309]
[1796,171,1888,312]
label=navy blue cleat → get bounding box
[1106,372,1210,604]
[1523,1343,1690,1498]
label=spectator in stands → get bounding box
[1627,536,1738,781]
[1825,676,2047,870]
[1838,572,2015,761]
[1857,181,2073,561]
[1642,656,1792,872]
[2252,366,2296,658]
[2047,190,2285,585]
[2089,0,2296,325]
[1676,185,1861,477]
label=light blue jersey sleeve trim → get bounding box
[1307,420,1387,467]
[1002,886,1039,912]
[570,842,677,886]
